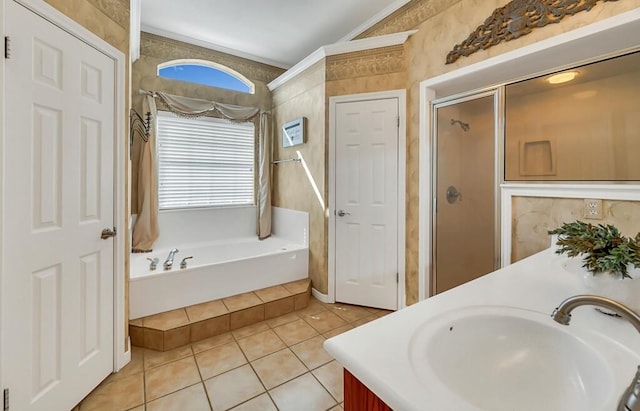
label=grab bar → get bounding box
[273,158,301,165]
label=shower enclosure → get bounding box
[432,91,499,294]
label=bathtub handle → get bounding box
[180,256,193,269]
[146,257,159,271]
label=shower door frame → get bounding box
[430,88,504,295]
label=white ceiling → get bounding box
[141,0,408,69]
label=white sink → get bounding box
[409,306,633,411]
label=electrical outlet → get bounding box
[583,198,603,220]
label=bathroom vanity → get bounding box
[324,246,640,411]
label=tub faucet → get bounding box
[163,248,179,270]
[146,257,159,271]
[551,295,640,411]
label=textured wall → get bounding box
[512,197,640,262]
[399,0,640,305]
[272,61,327,293]
[44,0,129,54]
[131,32,284,212]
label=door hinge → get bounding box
[397,116,400,128]
[4,36,11,59]
[3,388,8,411]
[396,272,399,283]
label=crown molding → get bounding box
[140,24,291,69]
[268,29,418,91]
[338,0,412,42]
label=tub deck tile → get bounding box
[131,279,311,351]
[255,285,292,303]
[222,292,263,312]
[143,308,190,331]
[185,299,229,323]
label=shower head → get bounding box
[450,118,470,132]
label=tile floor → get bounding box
[75,297,392,411]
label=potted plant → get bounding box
[549,221,640,278]
[548,221,640,313]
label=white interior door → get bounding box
[335,98,399,310]
[2,1,115,409]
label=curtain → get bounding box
[132,95,159,252]
[257,111,272,240]
[134,90,273,247]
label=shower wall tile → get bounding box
[511,197,640,263]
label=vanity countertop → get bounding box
[324,247,640,411]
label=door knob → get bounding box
[337,210,350,217]
[100,227,117,239]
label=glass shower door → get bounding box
[433,93,498,294]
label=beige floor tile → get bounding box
[272,319,318,346]
[303,310,348,334]
[294,298,327,317]
[322,324,353,339]
[80,373,144,411]
[145,356,201,401]
[143,308,190,331]
[192,332,234,354]
[237,329,286,361]
[101,346,144,385]
[128,406,145,411]
[146,382,211,411]
[329,304,372,322]
[269,373,337,411]
[328,405,344,411]
[231,321,270,340]
[222,292,262,312]
[350,315,378,328]
[312,360,344,402]
[364,306,394,317]
[186,299,229,322]
[266,312,299,328]
[290,335,333,370]
[144,345,193,370]
[230,393,277,411]
[255,285,291,303]
[195,341,247,380]
[251,349,307,389]
[204,364,265,410]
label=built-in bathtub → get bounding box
[129,207,309,319]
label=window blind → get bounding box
[156,111,255,210]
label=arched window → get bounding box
[157,59,255,94]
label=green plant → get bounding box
[548,221,640,279]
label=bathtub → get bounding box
[129,207,309,319]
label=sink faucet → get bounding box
[163,248,179,270]
[551,295,640,411]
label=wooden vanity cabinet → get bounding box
[344,369,393,411]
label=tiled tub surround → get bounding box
[130,207,309,318]
[77,297,391,411]
[130,279,311,352]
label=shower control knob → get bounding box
[337,210,350,217]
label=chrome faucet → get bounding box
[146,257,159,271]
[163,248,179,270]
[551,295,640,411]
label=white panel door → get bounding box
[2,1,115,410]
[335,99,398,310]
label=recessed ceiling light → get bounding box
[547,71,579,84]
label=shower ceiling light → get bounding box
[547,71,578,84]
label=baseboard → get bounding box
[311,287,333,303]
